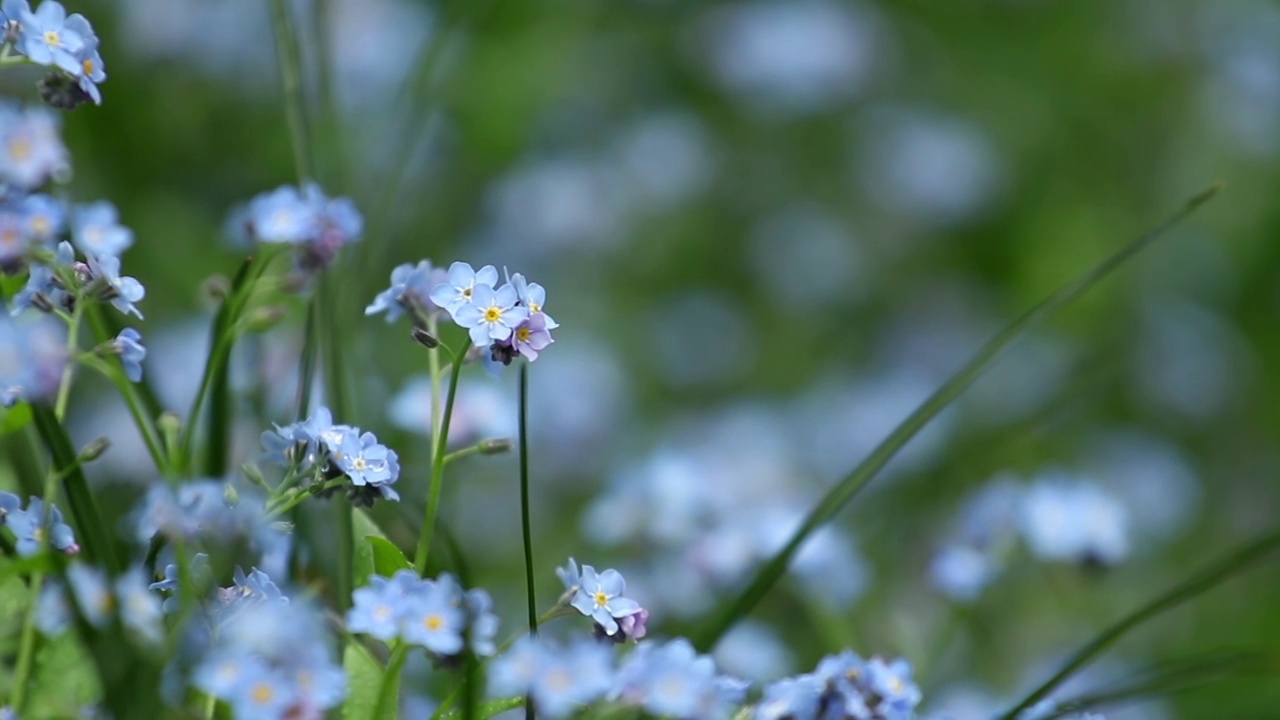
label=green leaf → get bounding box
[27,631,101,720]
[367,536,412,579]
[353,508,392,588]
[692,183,1223,652]
[342,641,386,720]
[996,528,1280,719]
[0,402,32,435]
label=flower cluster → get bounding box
[0,311,65,406]
[187,570,345,719]
[1,1,107,108]
[558,558,648,642]
[0,491,76,555]
[430,261,557,363]
[929,471,1130,602]
[491,635,746,720]
[37,563,163,645]
[261,405,402,506]
[346,570,499,659]
[230,182,362,274]
[365,259,448,325]
[756,651,922,720]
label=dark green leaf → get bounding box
[342,641,386,720]
[367,536,412,579]
[0,402,32,434]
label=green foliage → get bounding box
[0,403,31,435]
[342,641,388,720]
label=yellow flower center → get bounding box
[373,604,392,621]
[424,613,444,631]
[483,306,502,323]
[32,527,44,542]
[9,138,30,161]
[593,590,609,608]
[83,58,94,75]
[32,216,50,235]
[352,457,367,471]
[43,30,59,47]
[251,682,274,705]
[516,327,531,342]
[529,301,541,313]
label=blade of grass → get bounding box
[518,364,537,635]
[692,183,1223,651]
[415,344,466,573]
[996,528,1280,719]
[30,404,119,573]
[268,0,313,184]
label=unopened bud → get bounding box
[245,306,287,332]
[78,437,110,462]
[411,326,439,349]
[478,438,512,455]
[222,483,239,507]
[158,412,182,437]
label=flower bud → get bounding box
[78,437,110,462]
[411,326,439,349]
[478,438,512,455]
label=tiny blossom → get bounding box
[465,587,500,656]
[510,272,558,328]
[18,1,83,76]
[399,575,465,654]
[22,192,65,241]
[489,634,547,699]
[0,103,68,190]
[237,183,361,272]
[346,570,499,658]
[7,496,77,555]
[0,1,29,41]
[63,13,103,105]
[454,282,527,347]
[365,259,447,323]
[335,431,399,491]
[556,557,581,592]
[11,239,72,314]
[429,261,498,314]
[569,563,643,636]
[612,639,744,720]
[347,573,411,642]
[66,562,111,627]
[755,676,823,720]
[509,311,554,362]
[87,252,144,318]
[928,543,994,603]
[112,327,145,381]
[35,578,70,635]
[72,201,132,257]
[0,491,19,521]
[531,639,615,719]
[0,201,27,267]
[1018,474,1129,566]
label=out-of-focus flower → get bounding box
[612,639,745,720]
[234,182,362,273]
[86,253,145,318]
[490,635,614,719]
[346,570,499,659]
[1018,473,1129,566]
[0,312,66,406]
[7,496,77,555]
[111,327,146,382]
[0,102,69,190]
[72,201,132,257]
[365,259,448,324]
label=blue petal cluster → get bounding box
[0,491,77,555]
[346,569,499,658]
[0,311,65,406]
[365,259,448,324]
[755,650,922,720]
[111,327,145,381]
[431,261,557,363]
[559,557,648,640]
[37,563,163,644]
[233,182,362,273]
[1,1,107,106]
[261,406,402,505]
[129,481,289,575]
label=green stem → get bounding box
[415,345,466,574]
[268,0,313,183]
[30,404,119,573]
[518,364,537,635]
[82,355,168,476]
[996,529,1280,719]
[371,643,409,720]
[691,183,1222,651]
[54,300,85,420]
[265,477,347,517]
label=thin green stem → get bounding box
[371,643,409,720]
[54,300,85,420]
[691,183,1222,651]
[82,355,168,476]
[415,346,465,574]
[268,0,313,183]
[518,364,537,635]
[996,529,1280,719]
[265,477,347,518]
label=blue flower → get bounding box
[18,1,83,74]
[365,260,447,323]
[0,1,30,41]
[22,192,65,242]
[863,657,921,719]
[569,564,643,636]
[399,575,465,654]
[336,431,399,489]
[72,201,131,257]
[112,327,145,382]
[1,314,68,405]
[511,311,554,362]
[63,13,103,105]
[149,552,210,614]
[0,491,19,521]
[7,496,77,556]
[11,240,72,314]
[87,253,144,318]
[510,272,558,329]
[246,184,321,244]
[556,557,581,593]
[35,578,69,635]
[929,543,994,603]
[613,639,741,720]
[66,562,111,627]
[756,676,823,720]
[261,406,334,469]
[217,567,288,619]
[0,201,28,266]
[429,261,498,314]
[347,572,412,642]
[531,639,615,719]
[465,587,500,656]
[454,282,528,347]
[0,103,68,190]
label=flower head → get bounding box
[72,201,131,257]
[7,496,76,555]
[429,261,498,314]
[87,253,144,318]
[454,282,527,347]
[111,327,146,382]
[511,272,558,329]
[365,260,448,324]
[63,13,104,105]
[568,564,643,636]
[0,103,68,190]
[18,1,83,74]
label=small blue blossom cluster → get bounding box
[0,491,76,555]
[261,405,402,506]
[427,261,557,363]
[186,569,346,719]
[491,635,746,720]
[365,258,448,325]
[346,569,499,659]
[37,563,163,645]
[0,1,106,108]
[558,558,649,641]
[929,471,1130,602]
[755,651,922,720]
[0,310,64,406]
[229,182,362,275]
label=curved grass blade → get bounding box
[30,404,120,573]
[692,183,1223,651]
[996,528,1280,719]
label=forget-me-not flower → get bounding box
[73,201,131,257]
[347,573,412,642]
[511,272,558,329]
[335,431,398,489]
[0,103,68,190]
[18,1,83,74]
[66,562,111,627]
[7,496,77,555]
[531,639,615,719]
[454,282,527,347]
[63,13,103,104]
[11,240,71,314]
[569,564,642,636]
[22,192,64,241]
[111,327,145,382]
[399,576,465,655]
[429,261,498,314]
[510,312,554,361]
[365,259,448,324]
[87,253,144,318]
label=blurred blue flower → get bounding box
[35,577,69,635]
[756,676,823,720]
[0,103,68,190]
[149,552,210,613]
[22,192,65,241]
[0,491,19,521]
[11,239,72,314]
[7,496,77,555]
[0,1,30,40]
[465,587,499,656]
[87,253,144,318]
[1018,473,1129,566]
[569,564,643,636]
[531,638,615,719]
[929,544,994,603]
[72,201,131,257]
[429,261,498,314]
[365,259,447,324]
[613,638,743,720]
[18,1,83,74]
[454,282,527,347]
[399,575,465,655]
[261,405,333,469]
[864,657,923,719]
[0,201,27,266]
[347,572,412,642]
[245,184,320,244]
[489,634,547,699]
[112,327,146,382]
[66,562,110,627]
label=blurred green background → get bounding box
[20,0,1280,716]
